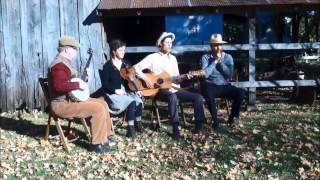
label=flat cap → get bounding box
[59,35,80,48]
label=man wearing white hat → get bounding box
[134,32,206,140]
[200,33,245,130]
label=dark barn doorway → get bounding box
[103,16,165,65]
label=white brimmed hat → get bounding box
[208,33,227,44]
[156,32,175,46]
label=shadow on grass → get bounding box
[0,116,89,150]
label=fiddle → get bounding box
[119,66,142,92]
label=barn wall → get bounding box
[0,0,106,111]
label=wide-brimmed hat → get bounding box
[208,33,227,44]
[59,35,80,48]
[156,32,175,46]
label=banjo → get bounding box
[69,48,93,101]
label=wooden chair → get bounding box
[39,78,91,151]
[147,95,187,129]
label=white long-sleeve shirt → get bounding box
[134,52,180,92]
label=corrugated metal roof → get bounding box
[98,0,319,10]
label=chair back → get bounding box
[98,69,103,84]
[39,77,51,105]
[97,69,115,110]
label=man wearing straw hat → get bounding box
[200,33,245,130]
[134,32,206,140]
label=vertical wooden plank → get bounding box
[40,0,61,110]
[0,0,5,111]
[248,12,256,107]
[20,0,42,110]
[1,0,22,111]
[78,0,104,92]
[41,0,61,70]
[59,0,80,69]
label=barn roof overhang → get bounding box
[97,0,320,16]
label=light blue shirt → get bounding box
[200,52,234,85]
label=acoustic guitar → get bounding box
[68,48,93,101]
[120,67,204,97]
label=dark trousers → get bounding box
[126,102,143,121]
[155,89,205,125]
[203,83,245,123]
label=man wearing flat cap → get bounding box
[200,33,245,130]
[134,32,206,140]
[48,35,115,153]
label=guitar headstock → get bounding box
[87,48,93,55]
[189,70,205,77]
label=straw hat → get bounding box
[208,33,227,44]
[59,35,80,48]
[156,32,175,46]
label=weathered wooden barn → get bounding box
[0,0,319,112]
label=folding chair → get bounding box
[39,78,91,151]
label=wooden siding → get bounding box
[0,0,105,112]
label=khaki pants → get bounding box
[51,98,112,145]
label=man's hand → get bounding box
[79,80,88,90]
[136,91,143,97]
[142,77,152,88]
[83,68,91,82]
[86,68,91,79]
[186,74,193,79]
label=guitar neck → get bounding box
[170,74,188,82]
[167,70,204,83]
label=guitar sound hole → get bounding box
[157,79,164,85]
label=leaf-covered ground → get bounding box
[0,102,319,179]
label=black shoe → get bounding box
[91,144,115,153]
[126,125,136,138]
[135,121,144,133]
[212,121,219,130]
[227,118,235,125]
[193,123,204,134]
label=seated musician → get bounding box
[101,39,144,138]
[48,36,115,153]
[134,32,205,140]
[200,34,245,129]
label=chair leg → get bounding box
[179,102,186,126]
[121,110,127,126]
[44,114,52,141]
[155,107,161,128]
[80,118,91,141]
[225,100,230,116]
[110,119,115,135]
[151,99,161,129]
[66,121,72,134]
[54,118,70,151]
[150,108,156,129]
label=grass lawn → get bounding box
[0,102,319,179]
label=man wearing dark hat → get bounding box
[48,35,115,153]
[134,32,206,140]
[200,33,245,130]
